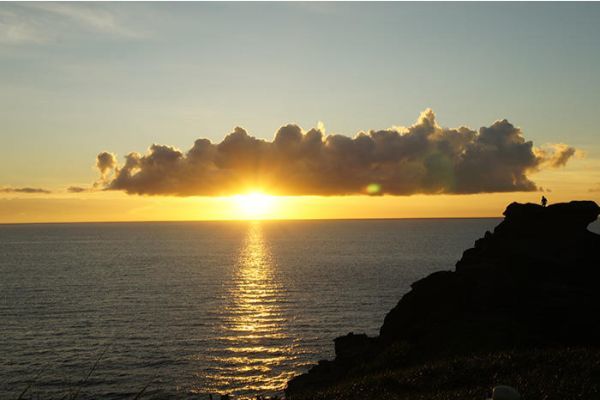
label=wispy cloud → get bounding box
[0,9,47,44]
[26,3,144,38]
[0,186,51,194]
[0,3,144,45]
[535,143,582,168]
[67,186,91,193]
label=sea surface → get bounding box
[2,219,599,399]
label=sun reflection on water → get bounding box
[199,222,299,398]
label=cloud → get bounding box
[96,151,117,178]
[95,109,578,197]
[0,3,144,45]
[0,187,51,194]
[535,143,579,168]
[26,3,144,38]
[0,9,47,44]
[67,186,91,193]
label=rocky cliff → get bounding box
[286,201,600,398]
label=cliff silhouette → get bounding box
[286,201,600,400]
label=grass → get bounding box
[13,344,156,400]
[15,346,600,399]
[286,346,600,400]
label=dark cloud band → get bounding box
[95,109,577,197]
[0,187,51,194]
[67,186,91,193]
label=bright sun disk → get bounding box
[231,192,277,220]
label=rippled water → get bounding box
[2,219,597,399]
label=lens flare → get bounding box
[366,183,382,195]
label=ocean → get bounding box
[2,219,598,399]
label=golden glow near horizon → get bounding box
[0,157,599,224]
[1,190,600,224]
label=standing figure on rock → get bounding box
[541,196,548,207]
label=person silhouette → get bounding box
[541,195,548,207]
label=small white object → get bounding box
[489,385,521,400]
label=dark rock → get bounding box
[286,200,600,397]
[334,333,377,364]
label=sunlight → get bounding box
[200,222,297,396]
[231,192,278,220]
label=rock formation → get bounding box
[287,201,600,397]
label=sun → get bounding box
[231,192,278,220]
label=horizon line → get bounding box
[0,215,505,226]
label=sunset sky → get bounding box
[1,2,599,223]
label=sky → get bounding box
[1,2,599,223]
